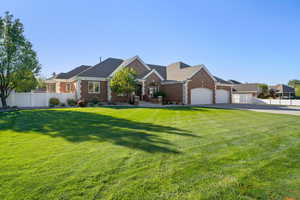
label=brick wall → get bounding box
[161,83,183,104]
[80,80,108,102]
[144,72,162,98]
[59,81,76,93]
[216,85,232,103]
[126,59,149,75]
[187,68,216,104]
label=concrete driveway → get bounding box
[201,104,300,116]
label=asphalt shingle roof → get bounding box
[55,57,227,84]
[78,58,123,78]
[214,76,231,84]
[228,79,242,84]
[233,83,261,92]
[148,64,167,79]
[56,65,91,79]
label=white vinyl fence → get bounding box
[232,94,300,106]
[0,92,76,108]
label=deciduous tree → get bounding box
[0,12,40,107]
[110,67,137,102]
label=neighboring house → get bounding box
[232,83,262,97]
[45,56,233,104]
[269,84,295,99]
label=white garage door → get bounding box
[191,88,213,104]
[216,89,230,104]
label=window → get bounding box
[117,93,126,97]
[65,83,71,93]
[88,81,100,93]
[47,84,56,93]
[148,86,159,98]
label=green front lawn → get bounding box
[0,107,299,200]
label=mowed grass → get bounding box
[0,107,299,200]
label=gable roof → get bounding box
[166,63,217,83]
[78,57,167,79]
[78,58,123,78]
[55,65,91,79]
[109,56,151,77]
[147,64,166,79]
[228,79,242,84]
[214,76,232,84]
[56,56,225,84]
[166,63,199,81]
[233,83,261,92]
[142,69,165,81]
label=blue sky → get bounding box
[1,0,300,84]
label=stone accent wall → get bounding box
[80,80,108,102]
[187,68,216,104]
[161,83,183,104]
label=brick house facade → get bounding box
[45,56,232,104]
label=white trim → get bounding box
[142,69,164,81]
[107,78,112,101]
[109,56,151,77]
[65,83,72,93]
[161,81,184,85]
[77,76,107,81]
[56,82,60,93]
[88,81,101,94]
[188,66,217,82]
[183,80,190,104]
[141,80,145,96]
[216,83,233,87]
[76,80,81,99]
[233,91,258,93]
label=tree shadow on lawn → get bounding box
[0,109,199,154]
[103,106,211,111]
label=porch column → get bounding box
[76,80,81,100]
[141,80,145,100]
[107,78,112,101]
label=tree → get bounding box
[288,79,300,88]
[296,85,300,97]
[110,67,138,102]
[0,12,40,107]
[258,84,269,98]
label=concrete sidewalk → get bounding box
[200,104,300,116]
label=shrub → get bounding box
[77,100,87,107]
[90,98,99,105]
[153,91,166,98]
[87,102,95,107]
[108,101,116,105]
[60,103,66,107]
[49,98,60,106]
[96,102,103,106]
[67,98,77,106]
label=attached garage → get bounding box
[191,88,213,104]
[216,89,230,104]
